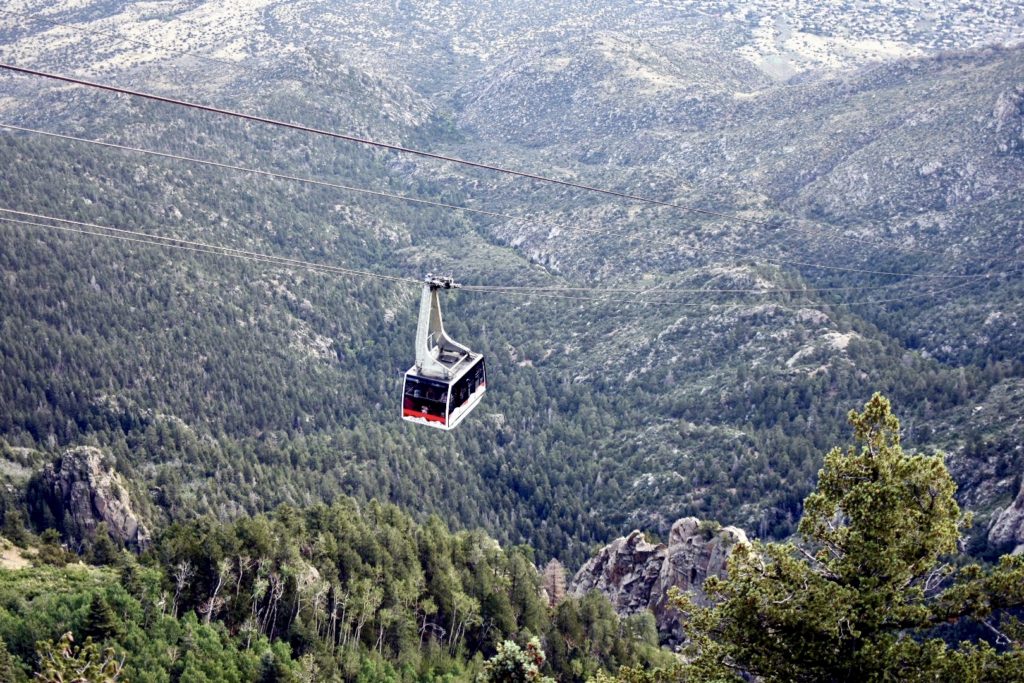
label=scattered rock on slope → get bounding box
[569,517,748,643]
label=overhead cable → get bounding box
[0,10,987,260]
[0,208,422,286]
[0,121,964,293]
[0,62,739,221]
[0,121,513,221]
[0,213,972,309]
[0,60,942,258]
[470,277,988,308]
[0,208,1002,308]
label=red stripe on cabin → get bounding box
[403,408,447,425]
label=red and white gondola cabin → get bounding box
[402,276,486,430]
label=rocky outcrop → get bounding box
[569,517,748,643]
[988,481,1024,555]
[992,86,1024,154]
[32,447,150,550]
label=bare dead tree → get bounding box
[171,560,194,619]
[542,559,567,607]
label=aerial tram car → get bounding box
[402,275,486,430]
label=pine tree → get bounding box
[479,638,554,683]
[82,593,122,643]
[34,632,124,682]
[88,523,120,566]
[0,636,23,682]
[676,393,1024,682]
[2,510,30,547]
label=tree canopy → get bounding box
[674,393,1024,682]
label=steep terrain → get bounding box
[570,518,748,643]
[0,1,1022,569]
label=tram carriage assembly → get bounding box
[402,275,486,430]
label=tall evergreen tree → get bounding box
[0,636,24,683]
[82,594,122,643]
[480,638,554,683]
[34,632,124,683]
[677,394,1024,682]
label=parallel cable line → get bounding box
[468,278,986,308]
[0,215,297,267]
[0,208,1000,309]
[0,121,513,220]
[0,122,958,295]
[0,7,957,259]
[0,62,986,281]
[0,58,802,236]
[0,62,741,221]
[0,208,421,286]
[0,6,950,260]
[470,257,1017,307]
[0,213,970,309]
[461,281,926,294]
[469,221,982,280]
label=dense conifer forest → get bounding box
[2,1,1024,680]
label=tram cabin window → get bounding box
[449,359,486,412]
[403,376,448,417]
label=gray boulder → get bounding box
[988,480,1024,555]
[569,517,748,642]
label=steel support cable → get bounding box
[0,206,883,299]
[0,62,742,221]
[461,275,999,308]
[0,208,422,286]
[461,266,991,294]
[0,4,958,262]
[0,196,967,299]
[0,214,976,309]
[0,121,961,294]
[0,62,992,281]
[0,122,514,221]
[1,209,1006,310]
[455,280,933,294]
[0,7,959,260]
[0,115,981,289]
[0,214,775,306]
[474,221,994,279]
[0,215,308,267]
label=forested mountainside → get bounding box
[1,4,1023,566]
[1,0,1024,679]
[0,492,670,681]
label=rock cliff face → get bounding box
[992,86,1024,153]
[32,447,151,550]
[569,517,748,643]
[989,481,1024,555]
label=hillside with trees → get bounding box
[1,396,1021,681]
[1,1,1023,679]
